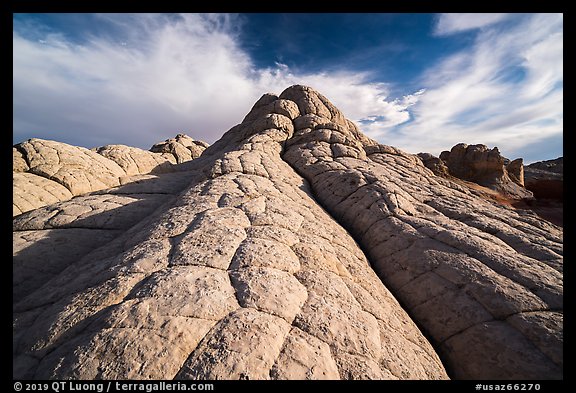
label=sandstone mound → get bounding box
[12,135,207,216]
[150,133,209,164]
[13,86,562,380]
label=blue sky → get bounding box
[13,13,563,163]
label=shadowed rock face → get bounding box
[524,158,563,201]
[520,158,563,226]
[527,157,563,175]
[417,152,450,178]
[13,86,562,380]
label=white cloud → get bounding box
[12,13,563,164]
[434,13,510,35]
[13,13,415,150]
[389,13,563,162]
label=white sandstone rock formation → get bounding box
[13,86,562,380]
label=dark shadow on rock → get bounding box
[12,158,215,379]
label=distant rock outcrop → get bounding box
[94,145,174,176]
[506,158,525,187]
[150,133,209,164]
[13,86,562,380]
[524,157,563,202]
[527,157,563,174]
[417,152,450,177]
[12,134,207,216]
[421,143,533,200]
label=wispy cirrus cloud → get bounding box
[434,13,511,35]
[13,13,562,163]
[13,13,417,150]
[385,13,563,163]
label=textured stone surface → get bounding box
[13,229,121,300]
[506,158,525,186]
[280,85,562,379]
[13,147,29,172]
[13,85,562,380]
[95,144,173,176]
[418,152,449,177]
[13,88,448,381]
[13,172,73,216]
[149,134,208,163]
[17,138,126,195]
[270,327,340,379]
[13,135,206,216]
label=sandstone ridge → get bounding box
[13,85,562,380]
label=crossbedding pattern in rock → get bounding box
[13,85,562,380]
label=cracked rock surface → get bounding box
[13,85,562,380]
[149,134,209,164]
[12,135,207,216]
